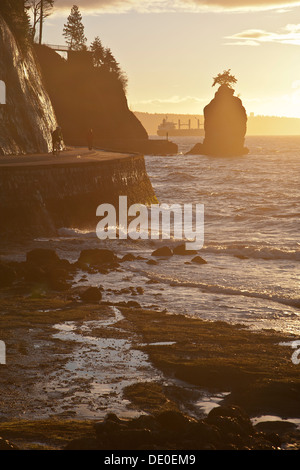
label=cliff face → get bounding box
[34,45,148,147]
[0,154,157,240]
[0,16,57,155]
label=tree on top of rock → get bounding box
[212,69,237,89]
[63,5,87,51]
[90,36,105,67]
[103,47,128,92]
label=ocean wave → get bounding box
[57,227,98,239]
[202,244,300,261]
[138,270,300,310]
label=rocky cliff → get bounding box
[0,16,57,155]
[34,45,148,146]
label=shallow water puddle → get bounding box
[50,306,164,418]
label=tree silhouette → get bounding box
[90,36,105,67]
[63,5,87,51]
[103,47,128,92]
[212,69,237,89]
[90,42,128,92]
[26,0,54,43]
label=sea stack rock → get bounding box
[187,84,249,157]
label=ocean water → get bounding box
[4,135,300,421]
[45,136,300,334]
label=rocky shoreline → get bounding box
[0,247,299,450]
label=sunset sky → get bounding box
[42,0,300,117]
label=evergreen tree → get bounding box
[103,47,128,92]
[90,36,105,67]
[63,5,87,51]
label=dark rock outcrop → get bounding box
[173,243,197,256]
[33,45,178,156]
[22,248,73,291]
[80,286,102,303]
[34,45,146,146]
[0,262,16,287]
[191,255,207,264]
[0,16,57,155]
[151,246,173,257]
[187,84,249,157]
[77,249,118,268]
[63,407,281,450]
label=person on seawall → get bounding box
[87,128,94,150]
[52,126,64,156]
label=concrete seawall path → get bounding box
[0,146,157,241]
[0,147,140,167]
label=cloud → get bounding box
[53,0,300,14]
[181,0,300,12]
[226,24,300,46]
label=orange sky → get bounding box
[43,0,300,117]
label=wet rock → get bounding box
[156,410,194,432]
[0,262,16,287]
[191,256,207,264]
[77,249,119,272]
[23,249,72,291]
[64,438,100,450]
[173,244,197,256]
[151,247,173,257]
[223,382,300,418]
[26,249,61,267]
[121,253,136,262]
[64,407,279,450]
[126,300,141,308]
[78,249,117,265]
[80,286,102,303]
[0,437,19,450]
[254,420,297,435]
[147,259,158,265]
[206,406,254,436]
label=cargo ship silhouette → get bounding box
[157,117,204,137]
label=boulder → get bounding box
[146,259,158,265]
[126,300,141,309]
[0,262,16,287]
[80,286,102,303]
[151,247,173,257]
[23,249,72,291]
[205,405,254,436]
[191,256,207,264]
[77,249,118,268]
[121,253,136,262]
[173,244,197,256]
[26,249,61,267]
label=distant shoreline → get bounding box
[134,111,300,137]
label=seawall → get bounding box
[0,149,158,241]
